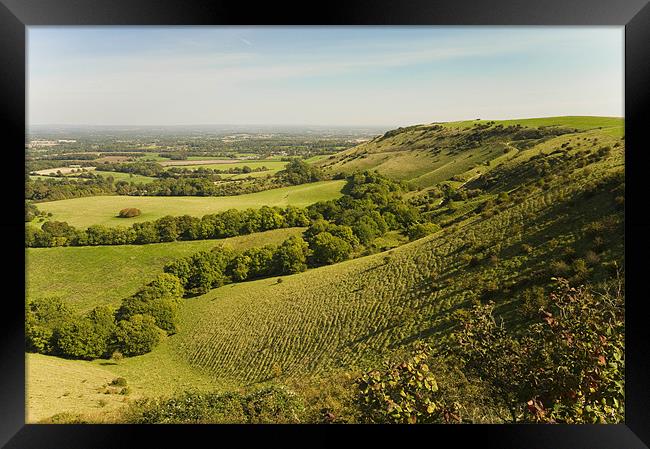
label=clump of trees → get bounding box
[26,171,434,250]
[406,222,441,241]
[98,161,165,177]
[25,202,48,222]
[165,237,311,296]
[25,205,310,247]
[277,159,324,185]
[118,208,141,218]
[26,273,184,360]
[307,171,425,246]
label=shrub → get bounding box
[520,286,548,318]
[452,278,624,423]
[110,377,128,387]
[355,343,461,424]
[549,260,570,276]
[124,386,303,424]
[521,244,534,254]
[406,222,441,241]
[118,208,141,218]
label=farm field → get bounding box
[164,160,288,171]
[30,171,156,184]
[33,166,96,175]
[30,175,79,182]
[27,227,305,312]
[93,170,157,184]
[35,180,346,228]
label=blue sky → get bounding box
[28,27,623,127]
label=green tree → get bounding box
[26,297,73,354]
[274,236,309,274]
[113,314,166,357]
[54,317,109,360]
[406,222,441,241]
[309,232,353,266]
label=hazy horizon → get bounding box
[28,27,624,128]
[28,114,624,132]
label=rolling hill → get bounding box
[317,116,623,188]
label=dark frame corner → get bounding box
[1,1,648,447]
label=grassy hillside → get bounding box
[318,116,623,188]
[172,167,622,384]
[27,353,134,423]
[35,180,346,228]
[27,228,305,312]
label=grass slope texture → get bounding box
[35,180,346,228]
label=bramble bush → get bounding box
[355,343,462,424]
[451,277,624,423]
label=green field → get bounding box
[444,115,622,130]
[30,171,156,184]
[35,180,346,228]
[26,228,305,312]
[27,353,136,423]
[30,175,79,182]
[93,171,157,184]
[167,160,287,171]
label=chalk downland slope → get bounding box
[317,116,623,188]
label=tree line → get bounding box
[27,171,436,249]
[26,205,311,247]
[26,159,324,202]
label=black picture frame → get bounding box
[1,1,648,447]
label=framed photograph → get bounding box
[2,0,649,447]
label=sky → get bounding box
[28,27,624,128]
